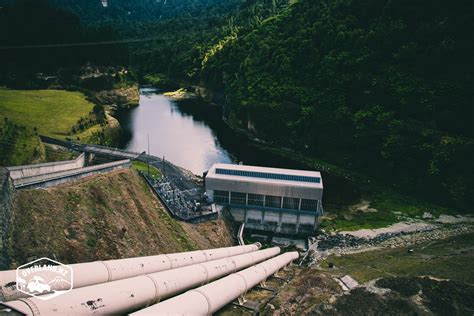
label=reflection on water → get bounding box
[116,87,359,204]
[117,87,233,174]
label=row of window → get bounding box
[215,168,321,183]
[213,190,320,211]
[245,220,314,230]
[245,221,315,233]
[214,190,230,203]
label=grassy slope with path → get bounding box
[7,168,235,267]
[0,88,97,139]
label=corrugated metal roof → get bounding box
[206,163,323,189]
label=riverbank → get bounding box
[117,81,459,233]
[92,84,140,109]
[163,88,198,100]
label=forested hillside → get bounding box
[201,0,474,210]
[0,0,127,85]
[0,0,289,81]
[52,0,241,24]
[116,0,291,79]
[1,0,472,210]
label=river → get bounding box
[116,87,234,175]
[116,87,308,175]
[115,87,359,204]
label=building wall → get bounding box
[228,207,318,236]
[205,178,323,200]
[206,189,322,213]
[206,174,323,236]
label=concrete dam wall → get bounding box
[7,153,85,180]
[14,159,131,189]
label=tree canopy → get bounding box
[201,0,474,210]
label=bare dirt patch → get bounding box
[350,199,377,213]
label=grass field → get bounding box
[0,88,96,138]
[320,187,455,232]
[132,161,161,179]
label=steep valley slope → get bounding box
[6,169,235,268]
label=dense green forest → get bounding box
[127,0,292,79]
[201,0,474,210]
[0,0,251,81]
[0,0,472,210]
[53,0,241,24]
[0,0,127,86]
[0,0,290,81]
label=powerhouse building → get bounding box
[205,163,323,235]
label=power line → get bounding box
[0,35,166,50]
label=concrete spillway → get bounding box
[1,247,280,315]
[0,243,261,302]
[132,251,299,315]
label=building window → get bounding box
[300,199,318,211]
[214,190,229,203]
[299,224,315,233]
[230,191,247,205]
[248,193,264,207]
[265,195,282,208]
[247,218,261,224]
[264,221,278,228]
[283,197,300,210]
[281,223,297,233]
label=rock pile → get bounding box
[310,223,473,261]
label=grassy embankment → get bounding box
[0,88,101,140]
[132,160,161,179]
[7,168,235,267]
[0,118,44,166]
[0,88,123,166]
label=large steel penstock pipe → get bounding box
[0,247,279,315]
[132,251,299,315]
[0,243,261,302]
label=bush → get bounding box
[376,277,421,296]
